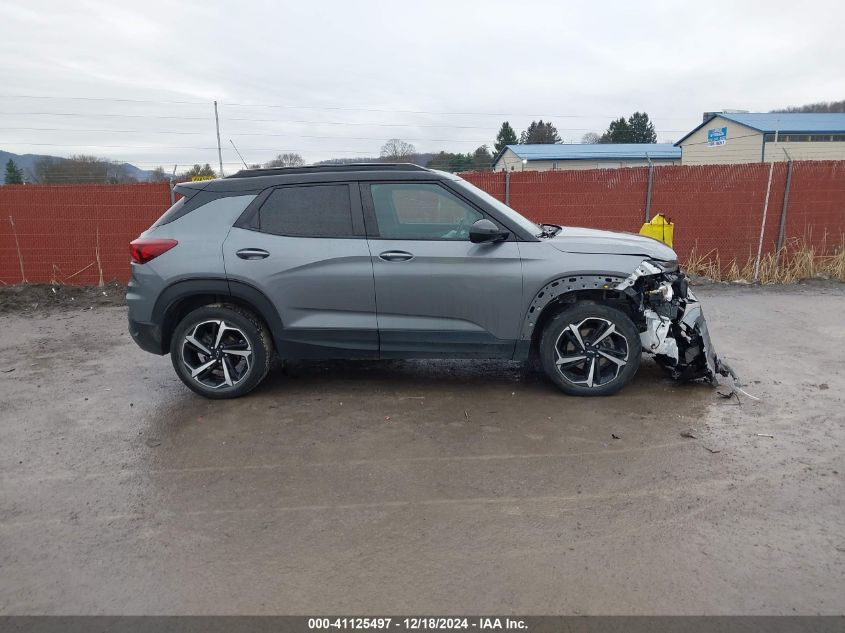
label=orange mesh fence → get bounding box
[0,163,843,285]
[0,183,171,285]
[463,160,845,266]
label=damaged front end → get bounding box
[616,260,732,385]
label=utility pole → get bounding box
[213,101,224,177]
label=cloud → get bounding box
[1,0,843,170]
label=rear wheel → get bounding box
[170,304,273,399]
[539,303,641,396]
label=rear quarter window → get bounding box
[152,197,186,227]
[258,184,354,237]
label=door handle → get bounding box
[379,250,414,262]
[236,248,270,260]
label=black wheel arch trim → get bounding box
[152,278,284,354]
[520,273,629,342]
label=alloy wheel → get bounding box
[554,317,629,388]
[181,319,253,389]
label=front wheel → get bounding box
[539,304,641,397]
[170,304,273,399]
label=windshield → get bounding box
[451,177,544,237]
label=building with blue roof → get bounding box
[492,143,681,172]
[675,112,845,164]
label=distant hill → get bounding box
[0,150,155,184]
[772,100,845,113]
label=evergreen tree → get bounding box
[4,159,24,184]
[599,118,633,143]
[627,111,657,143]
[519,120,561,144]
[494,121,518,153]
[180,163,217,180]
[472,145,493,170]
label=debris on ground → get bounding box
[611,433,621,440]
[716,389,741,405]
[703,446,721,454]
[145,438,161,447]
[0,282,126,314]
[755,433,774,438]
[818,383,829,390]
[680,430,698,439]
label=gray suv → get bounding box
[128,164,728,399]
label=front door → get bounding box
[223,182,378,358]
[362,181,523,358]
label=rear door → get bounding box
[223,182,378,358]
[362,181,523,358]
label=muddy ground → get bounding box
[0,284,843,615]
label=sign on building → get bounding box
[707,127,727,147]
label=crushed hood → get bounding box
[547,227,677,261]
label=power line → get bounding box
[0,93,698,120]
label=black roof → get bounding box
[184,163,453,193]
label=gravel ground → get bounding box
[0,283,843,614]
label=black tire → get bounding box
[539,303,641,397]
[170,304,273,399]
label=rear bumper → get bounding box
[128,317,167,355]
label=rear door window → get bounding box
[258,184,354,237]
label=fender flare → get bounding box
[153,278,284,352]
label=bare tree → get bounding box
[380,139,417,162]
[148,166,169,182]
[264,153,305,168]
[33,154,134,184]
[581,132,601,144]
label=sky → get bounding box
[1,0,844,174]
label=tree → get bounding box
[627,112,657,143]
[519,120,561,144]
[581,132,601,144]
[600,113,657,144]
[148,166,169,182]
[494,121,518,153]
[264,153,305,168]
[178,164,216,180]
[472,145,493,170]
[773,100,845,113]
[33,154,134,184]
[4,159,24,184]
[380,138,417,161]
[427,151,473,173]
[599,117,632,143]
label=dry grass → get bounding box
[684,236,845,284]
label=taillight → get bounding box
[130,238,178,264]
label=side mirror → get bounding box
[469,218,509,244]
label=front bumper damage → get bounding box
[616,260,733,385]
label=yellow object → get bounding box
[639,213,674,248]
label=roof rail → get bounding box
[225,163,430,179]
